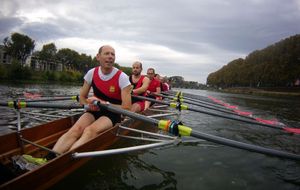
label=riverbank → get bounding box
[222,87,300,97]
[0,79,81,86]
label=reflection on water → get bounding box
[1,84,300,189]
[176,88,300,189]
[52,148,177,189]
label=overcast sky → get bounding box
[1,0,300,83]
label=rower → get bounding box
[43,45,132,160]
[129,61,150,113]
[155,74,170,93]
[144,68,162,110]
[161,77,170,92]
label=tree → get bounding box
[169,76,184,87]
[39,43,57,61]
[207,34,300,88]
[3,33,35,65]
[56,48,79,70]
[77,53,92,73]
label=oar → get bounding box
[18,95,79,103]
[154,93,251,117]
[162,91,241,110]
[154,92,230,110]
[156,93,284,128]
[23,92,79,99]
[159,92,298,133]
[0,101,82,109]
[162,91,214,102]
[132,95,300,134]
[93,101,300,160]
[169,92,288,128]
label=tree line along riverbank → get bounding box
[221,87,300,97]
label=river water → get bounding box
[0,84,299,189]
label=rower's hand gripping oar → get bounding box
[93,100,300,161]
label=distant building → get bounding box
[295,78,300,86]
[0,45,12,64]
[0,45,62,72]
[25,55,63,72]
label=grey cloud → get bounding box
[0,17,23,40]
[21,22,69,42]
[1,0,299,83]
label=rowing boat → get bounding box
[2,92,299,189]
[0,106,173,189]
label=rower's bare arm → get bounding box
[121,85,132,110]
[133,77,150,94]
[79,81,91,105]
[156,86,161,94]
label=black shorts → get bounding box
[87,110,121,126]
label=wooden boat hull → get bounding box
[0,114,145,189]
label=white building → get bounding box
[0,45,62,72]
[0,45,11,65]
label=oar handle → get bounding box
[95,101,158,125]
[132,95,170,106]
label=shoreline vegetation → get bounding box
[0,63,83,84]
[221,87,300,97]
[207,34,300,90]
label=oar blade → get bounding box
[283,127,300,134]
